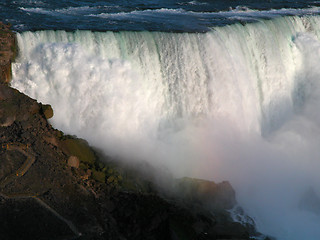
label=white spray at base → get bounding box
[11,15,320,240]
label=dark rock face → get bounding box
[0,22,255,240]
[0,22,16,84]
[110,192,249,240]
[0,85,40,127]
[0,195,76,240]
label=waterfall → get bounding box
[12,15,320,240]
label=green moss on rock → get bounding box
[60,138,95,165]
[92,169,106,183]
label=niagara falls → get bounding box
[1,0,320,239]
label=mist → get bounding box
[11,15,320,240]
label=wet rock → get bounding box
[208,221,249,239]
[174,177,236,210]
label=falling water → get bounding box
[12,15,320,239]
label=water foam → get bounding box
[20,6,100,16]
[89,6,320,22]
[11,15,320,240]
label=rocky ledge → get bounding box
[0,22,266,240]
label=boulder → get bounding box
[41,104,53,119]
[68,156,80,168]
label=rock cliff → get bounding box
[0,22,16,84]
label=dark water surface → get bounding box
[1,0,320,32]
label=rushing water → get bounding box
[3,0,320,239]
[2,0,320,31]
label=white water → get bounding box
[12,15,320,239]
[20,6,320,23]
